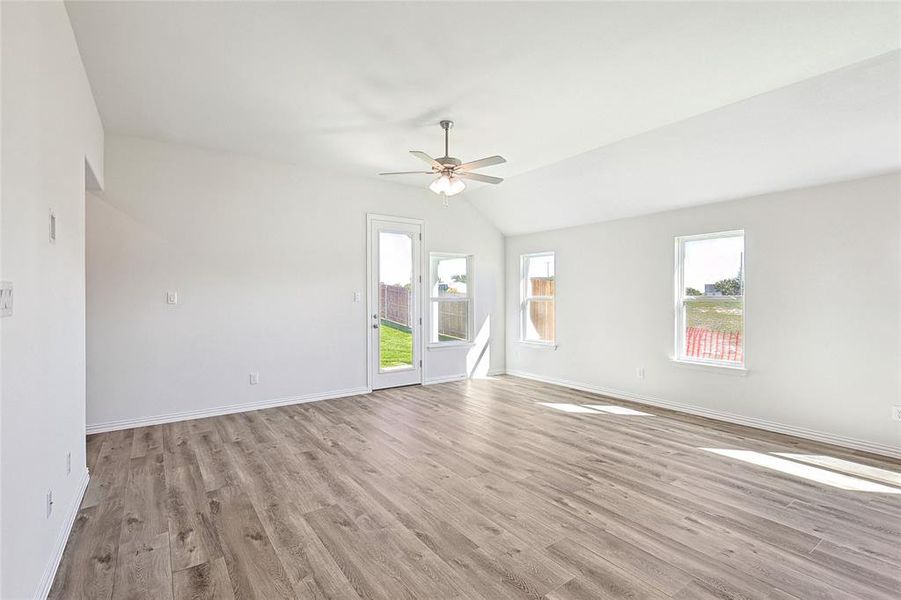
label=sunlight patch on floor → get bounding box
[538,402,653,416]
[538,402,604,413]
[773,453,901,488]
[582,404,653,416]
[702,448,901,493]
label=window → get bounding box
[675,231,744,367]
[429,253,473,344]
[521,252,555,344]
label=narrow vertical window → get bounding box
[429,253,473,344]
[675,231,745,367]
[521,252,556,344]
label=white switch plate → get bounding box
[49,209,57,243]
[353,291,362,302]
[249,371,260,385]
[166,291,178,305]
[892,406,901,422]
[66,451,72,475]
[46,490,53,518]
[636,367,645,379]
[0,281,12,317]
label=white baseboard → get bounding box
[506,370,901,460]
[423,374,468,385]
[422,368,506,385]
[34,468,90,600]
[86,386,371,434]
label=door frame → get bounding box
[366,213,426,391]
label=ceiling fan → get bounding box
[380,120,506,200]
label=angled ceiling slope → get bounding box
[471,51,901,235]
[68,1,899,179]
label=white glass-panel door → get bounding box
[368,217,422,389]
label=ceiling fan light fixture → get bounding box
[445,176,465,196]
[381,121,505,200]
[429,174,451,195]
[429,174,466,197]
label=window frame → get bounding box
[520,251,556,346]
[674,230,746,369]
[427,252,474,347]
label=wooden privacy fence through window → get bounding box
[379,283,468,339]
[685,327,743,362]
[380,283,411,327]
[528,278,556,341]
[436,303,468,340]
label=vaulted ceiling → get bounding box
[67,1,900,234]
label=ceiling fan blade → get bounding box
[379,171,434,176]
[455,155,506,171]
[410,151,443,169]
[456,172,503,184]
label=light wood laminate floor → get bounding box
[50,376,901,599]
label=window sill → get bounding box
[671,358,748,376]
[518,341,558,350]
[428,342,475,351]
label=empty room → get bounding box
[2,1,901,599]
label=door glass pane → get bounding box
[379,231,413,370]
[682,234,744,362]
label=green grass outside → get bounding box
[378,321,468,369]
[685,298,743,333]
[379,320,413,369]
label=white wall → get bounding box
[506,174,901,456]
[85,135,504,429]
[1,2,104,598]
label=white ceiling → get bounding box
[66,1,900,231]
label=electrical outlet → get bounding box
[249,371,260,385]
[46,490,54,518]
[636,367,645,379]
[66,451,72,475]
[166,291,178,305]
[892,406,901,422]
[353,291,362,302]
[0,281,12,318]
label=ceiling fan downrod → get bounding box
[440,119,453,158]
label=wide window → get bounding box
[429,253,473,344]
[675,231,745,367]
[521,252,555,344]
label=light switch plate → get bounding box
[166,291,178,305]
[0,281,12,317]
